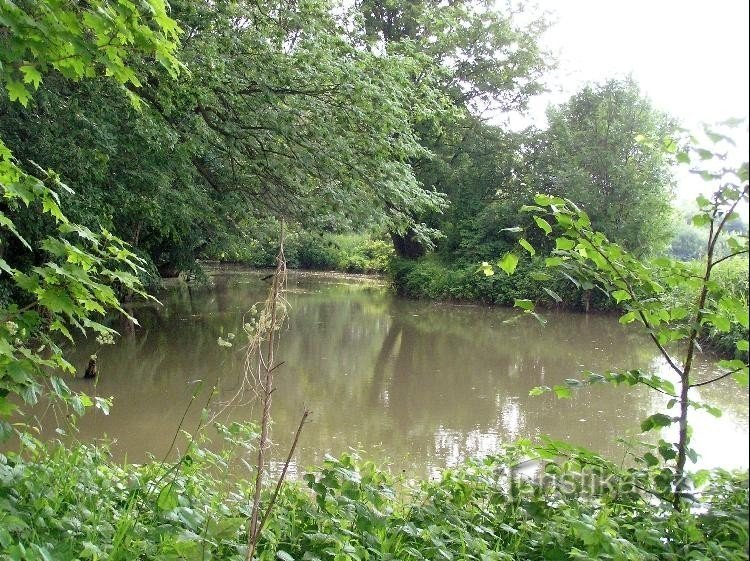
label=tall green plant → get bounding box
[491,125,749,507]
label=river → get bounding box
[41,266,748,479]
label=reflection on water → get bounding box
[31,267,748,477]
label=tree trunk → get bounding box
[391,229,425,259]
[84,357,98,379]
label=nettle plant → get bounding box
[490,128,749,508]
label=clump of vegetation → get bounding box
[390,255,615,312]
[208,223,393,274]
[3,435,747,560]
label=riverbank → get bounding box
[203,232,394,275]
[388,255,749,359]
[192,255,748,359]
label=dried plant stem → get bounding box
[248,408,310,561]
[245,222,305,561]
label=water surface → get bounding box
[38,267,748,478]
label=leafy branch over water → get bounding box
[493,126,749,508]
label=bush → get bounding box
[390,256,617,312]
[205,227,394,274]
[661,257,749,358]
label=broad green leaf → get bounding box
[553,385,571,399]
[157,482,179,511]
[513,299,534,311]
[611,290,631,304]
[692,213,711,227]
[555,237,575,251]
[643,452,659,467]
[518,238,535,256]
[619,311,638,324]
[640,413,673,432]
[534,216,552,235]
[6,80,31,106]
[497,252,519,276]
[0,397,17,417]
[20,65,42,89]
[534,194,553,206]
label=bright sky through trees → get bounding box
[526,0,749,127]
[512,0,749,204]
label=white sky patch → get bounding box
[503,0,749,206]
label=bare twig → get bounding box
[248,409,311,560]
[689,366,747,388]
[245,223,287,561]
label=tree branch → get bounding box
[689,365,746,388]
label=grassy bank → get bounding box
[2,434,747,560]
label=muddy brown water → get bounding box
[32,267,748,479]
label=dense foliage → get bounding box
[389,78,687,314]
[204,219,393,274]
[1,0,180,439]
[1,0,748,560]
[2,434,748,561]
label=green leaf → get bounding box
[643,452,659,467]
[518,238,535,256]
[542,287,562,302]
[640,413,673,432]
[497,252,519,276]
[514,299,534,311]
[555,237,575,251]
[611,290,631,304]
[529,386,550,396]
[692,213,711,227]
[6,80,31,106]
[530,271,552,281]
[529,311,547,325]
[704,313,731,332]
[658,441,677,461]
[276,552,295,561]
[157,482,179,511]
[0,397,17,417]
[553,385,572,399]
[519,205,545,213]
[619,311,638,324]
[0,257,13,275]
[19,65,42,89]
[534,216,552,235]
[737,340,749,352]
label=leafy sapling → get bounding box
[491,125,749,508]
